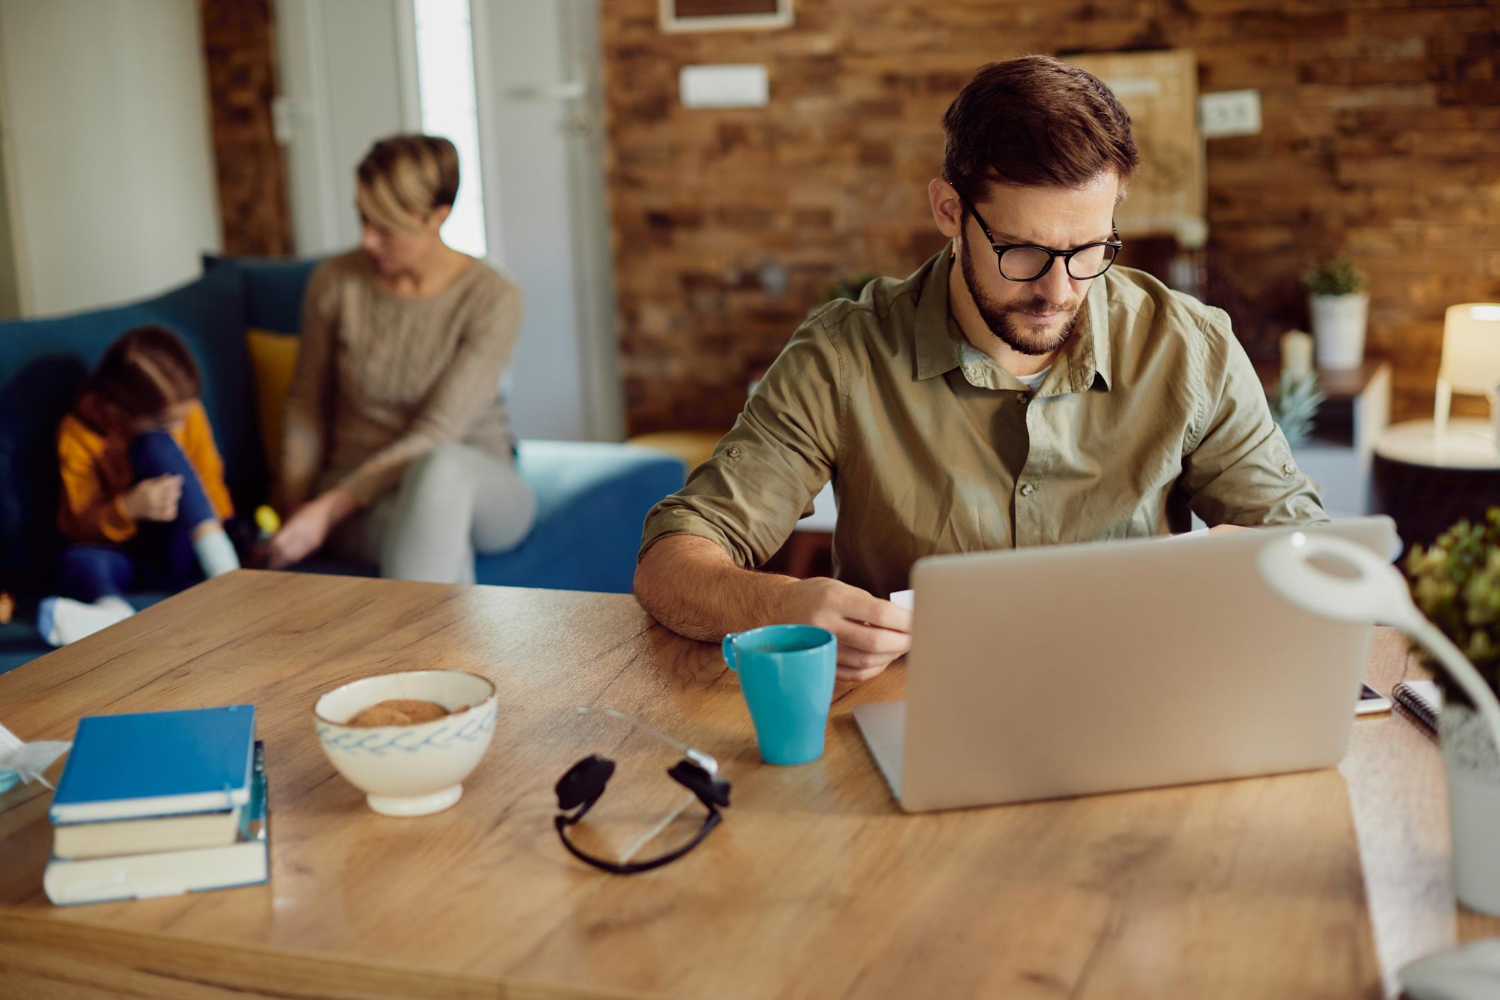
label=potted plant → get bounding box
[1303,255,1369,371]
[1406,510,1500,915]
[1266,371,1326,449]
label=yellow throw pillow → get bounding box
[246,328,300,475]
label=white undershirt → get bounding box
[959,341,1050,391]
[1013,367,1050,391]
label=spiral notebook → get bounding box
[1392,680,1442,735]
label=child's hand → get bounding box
[123,474,183,522]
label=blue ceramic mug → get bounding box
[722,624,837,766]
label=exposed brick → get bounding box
[200,0,291,257]
[602,0,1500,434]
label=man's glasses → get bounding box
[960,194,1123,282]
[554,707,731,875]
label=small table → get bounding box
[1375,418,1500,551]
[1256,360,1392,517]
[1,572,1497,997]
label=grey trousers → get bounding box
[328,443,535,585]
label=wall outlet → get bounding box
[1198,89,1261,139]
[680,65,769,109]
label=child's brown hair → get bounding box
[80,325,201,428]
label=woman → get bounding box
[267,134,535,583]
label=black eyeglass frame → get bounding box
[553,752,731,875]
[959,194,1124,283]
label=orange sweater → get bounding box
[57,396,234,544]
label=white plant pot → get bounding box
[1308,293,1368,371]
[1439,703,1500,916]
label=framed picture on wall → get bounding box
[659,0,794,32]
[1064,50,1206,248]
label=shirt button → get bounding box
[1019,483,1036,497]
[1281,461,1295,476]
[728,445,743,459]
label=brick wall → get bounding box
[200,0,292,257]
[599,0,1500,434]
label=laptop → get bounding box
[853,517,1397,813]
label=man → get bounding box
[634,55,1325,681]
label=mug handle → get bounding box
[722,633,738,672]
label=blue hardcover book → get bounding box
[50,705,255,825]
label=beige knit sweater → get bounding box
[279,250,523,509]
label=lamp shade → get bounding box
[1439,303,1500,395]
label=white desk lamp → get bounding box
[1256,531,1500,999]
[1434,303,1500,446]
[1257,531,1500,744]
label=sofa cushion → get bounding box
[475,441,685,594]
[0,355,87,589]
[246,328,300,477]
[0,265,258,589]
[202,254,319,334]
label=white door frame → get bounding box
[470,0,622,441]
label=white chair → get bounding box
[1434,302,1500,440]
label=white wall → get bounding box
[0,0,221,317]
[0,121,19,318]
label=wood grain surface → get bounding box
[1,570,1496,999]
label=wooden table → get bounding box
[1,571,1497,999]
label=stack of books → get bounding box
[43,704,269,905]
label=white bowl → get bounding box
[313,670,497,817]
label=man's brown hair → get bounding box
[941,55,1139,202]
[81,325,201,426]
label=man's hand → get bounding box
[635,535,912,683]
[266,488,357,569]
[777,577,912,681]
[122,474,182,522]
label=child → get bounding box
[39,325,240,646]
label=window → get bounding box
[413,0,487,257]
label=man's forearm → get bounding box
[634,534,796,641]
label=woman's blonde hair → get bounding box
[356,134,460,232]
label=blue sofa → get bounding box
[0,256,683,674]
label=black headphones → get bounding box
[554,730,732,875]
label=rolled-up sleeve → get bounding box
[1178,308,1329,527]
[638,317,844,567]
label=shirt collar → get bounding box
[913,242,1113,395]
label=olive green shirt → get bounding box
[640,245,1326,597]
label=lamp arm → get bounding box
[1406,614,1500,749]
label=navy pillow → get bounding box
[0,265,258,590]
[0,355,88,589]
[201,253,321,334]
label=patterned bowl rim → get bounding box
[313,669,498,727]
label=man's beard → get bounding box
[959,245,1080,357]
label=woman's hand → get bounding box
[266,489,358,569]
[123,474,183,522]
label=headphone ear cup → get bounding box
[556,754,615,810]
[668,760,731,809]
